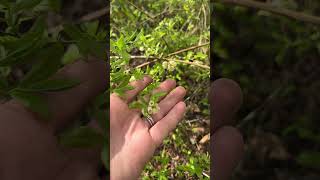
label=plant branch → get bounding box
[127,1,155,20]
[166,42,210,57]
[77,7,109,23]
[48,6,109,34]
[216,0,320,25]
[111,55,210,69]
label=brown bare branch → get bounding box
[216,0,320,25]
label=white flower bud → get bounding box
[162,61,168,69]
[152,104,160,114]
[147,106,154,115]
[149,100,155,106]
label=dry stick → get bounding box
[166,42,210,57]
[216,0,320,25]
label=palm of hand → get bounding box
[110,94,157,180]
[110,77,186,180]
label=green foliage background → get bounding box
[212,0,320,179]
[111,0,210,179]
[0,0,108,172]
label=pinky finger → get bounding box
[149,101,186,147]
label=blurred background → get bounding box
[0,0,108,177]
[212,0,320,179]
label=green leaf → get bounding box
[296,151,320,169]
[0,37,47,66]
[94,109,108,137]
[0,76,8,95]
[0,17,47,66]
[4,17,45,50]
[129,101,144,109]
[114,85,134,97]
[94,92,109,108]
[14,0,43,11]
[78,39,107,59]
[59,126,105,148]
[0,1,10,8]
[101,144,110,170]
[20,43,64,86]
[62,44,82,65]
[64,24,106,59]
[10,89,50,120]
[32,0,57,12]
[49,0,61,11]
[0,36,18,44]
[152,91,167,99]
[63,24,86,40]
[18,78,81,92]
[83,21,99,36]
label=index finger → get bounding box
[123,76,153,103]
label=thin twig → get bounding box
[110,55,210,69]
[127,1,155,19]
[167,58,210,69]
[216,0,320,25]
[77,7,109,23]
[48,6,109,34]
[237,87,282,129]
[202,172,210,178]
[135,59,158,68]
[166,42,210,57]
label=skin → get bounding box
[210,78,245,180]
[110,77,245,180]
[0,56,244,179]
[0,57,107,180]
[110,77,187,179]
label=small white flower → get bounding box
[149,100,155,106]
[147,106,154,115]
[152,104,160,114]
[124,69,130,74]
[166,61,177,72]
[195,61,203,65]
[170,61,177,67]
[162,61,168,69]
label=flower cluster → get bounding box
[142,99,159,116]
[147,100,160,114]
[162,61,177,71]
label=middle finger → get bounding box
[151,86,186,122]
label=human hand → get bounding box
[110,77,186,180]
[210,78,244,180]
[0,58,107,180]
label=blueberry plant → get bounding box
[0,0,108,171]
[111,0,210,178]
